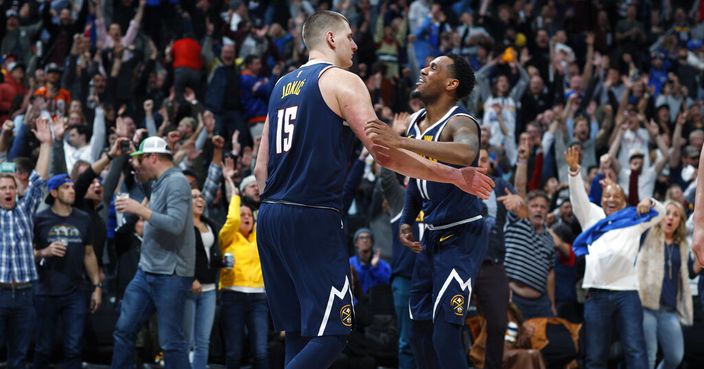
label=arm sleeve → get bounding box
[218,195,242,248]
[147,178,192,235]
[379,167,405,219]
[19,171,46,214]
[569,170,603,228]
[88,107,106,162]
[341,158,366,214]
[202,162,222,208]
[50,137,68,176]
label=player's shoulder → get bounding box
[447,108,479,127]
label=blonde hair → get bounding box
[651,200,688,246]
[302,10,349,51]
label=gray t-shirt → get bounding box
[139,167,195,277]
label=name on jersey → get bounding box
[281,80,306,98]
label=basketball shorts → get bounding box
[409,218,488,325]
[257,202,354,337]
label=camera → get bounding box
[121,140,131,154]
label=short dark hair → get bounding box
[444,53,475,99]
[243,55,260,68]
[68,124,90,137]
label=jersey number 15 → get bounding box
[275,106,298,154]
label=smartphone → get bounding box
[121,140,131,154]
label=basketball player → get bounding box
[253,11,494,369]
[366,54,488,369]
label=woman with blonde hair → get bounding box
[637,200,693,369]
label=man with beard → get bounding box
[112,136,194,369]
[32,173,102,369]
[367,53,489,369]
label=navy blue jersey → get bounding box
[406,106,484,227]
[262,62,356,212]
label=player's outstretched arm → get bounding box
[320,69,494,199]
[365,115,480,167]
[254,116,270,193]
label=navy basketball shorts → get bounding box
[256,202,354,337]
[409,219,488,325]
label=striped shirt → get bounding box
[0,172,46,283]
[504,212,555,293]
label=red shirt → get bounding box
[172,38,204,70]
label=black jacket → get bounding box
[193,216,222,284]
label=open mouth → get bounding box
[416,77,424,86]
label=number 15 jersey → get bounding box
[261,62,356,212]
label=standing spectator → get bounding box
[205,44,245,146]
[0,118,51,369]
[348,228,391,295]
[219,182,268,369]
[41,0,89,66]
[566,146,664,369]
[32,173,102,369]
[0,9,42,66]
[169,32,204,103]
[182,187,221,369]
[474,148,512,369]
[94,0,145,62]
[500,190,557,319]
[638,200,693,369]
[378,165,416,369]
[112,136,195,369]
[239,55,275,142]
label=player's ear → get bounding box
[326,31,335,48]
[447,78,459,92]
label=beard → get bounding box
[410,88,421,99]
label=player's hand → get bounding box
[400,223,422,253]
[455,167,494,200]
[565,146,580,173]
[365,119,402,150]
[91,288,102,314]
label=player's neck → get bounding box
[307,50,338,67]
[422,99,457,128]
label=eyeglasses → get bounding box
[136,153,154,163]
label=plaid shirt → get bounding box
[203,162,222,208]
[0,172,46,283]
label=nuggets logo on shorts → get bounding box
[450,294,465,316]
[340,304,353,327]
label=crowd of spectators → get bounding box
[3,0,704,368]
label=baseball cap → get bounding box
[628,148,645,160]
[5,9,18,18]
[130,136,172,157]
[47,173,73,192]
[44,63,62,74]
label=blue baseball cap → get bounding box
[47,173,73,192]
